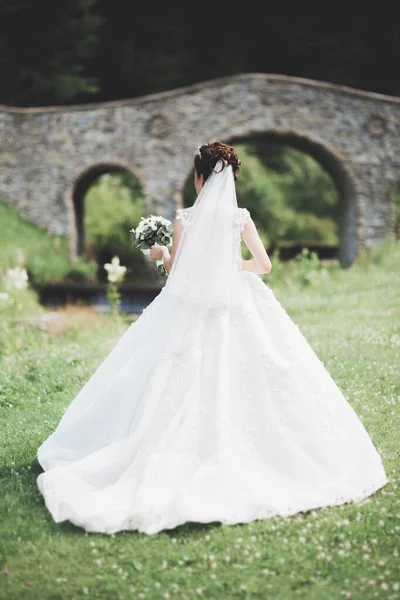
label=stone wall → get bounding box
[0,73,399,265]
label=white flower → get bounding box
[0,292,10,302]
[15,248,25,266]
[381,582,388,590]
[130,215,172,249]
[5,267,29,290]
[104,256,126,283]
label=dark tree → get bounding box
[0,2,399,106]
[0,0,102,106]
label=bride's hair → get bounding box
[194,141,241,181]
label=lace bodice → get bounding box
[176,206,250,233]
[175,206,251,274]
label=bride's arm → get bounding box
[240,218,272,274]
[150,217,183,274]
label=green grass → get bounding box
[0,240,399,600]
[0,201,96,288]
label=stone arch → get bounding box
[226,129,362,266]
[67,162,149,258]
[1,74,398,264]
[387,177,400,238]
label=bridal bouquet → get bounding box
[130,215,173,276]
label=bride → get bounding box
[37,141,388,535]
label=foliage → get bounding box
[243,142,339,220]
[257,247,337,291]
[353,236,400,271]
[84,172,148,282]
[183,144,339,248]
[106,281,121,317]
[0,201,97,287]
[265,247,332,289]
[0,241,399,599]
[261,237,400,295]
[235,144,339,246]
[1,5,398,106]
[0,0,102,106]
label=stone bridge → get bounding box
[0,73,399,265]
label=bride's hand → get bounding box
[150,244,165,261]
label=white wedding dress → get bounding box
[37,205,389,535]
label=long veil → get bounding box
[164,160,243,309]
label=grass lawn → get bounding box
[0,240,399,600]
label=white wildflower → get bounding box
[104,256,126,283]
[15,248,25,265]
[5,266,29,290]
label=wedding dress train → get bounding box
[37,206,388,535]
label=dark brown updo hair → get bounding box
[194,141,241,182]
